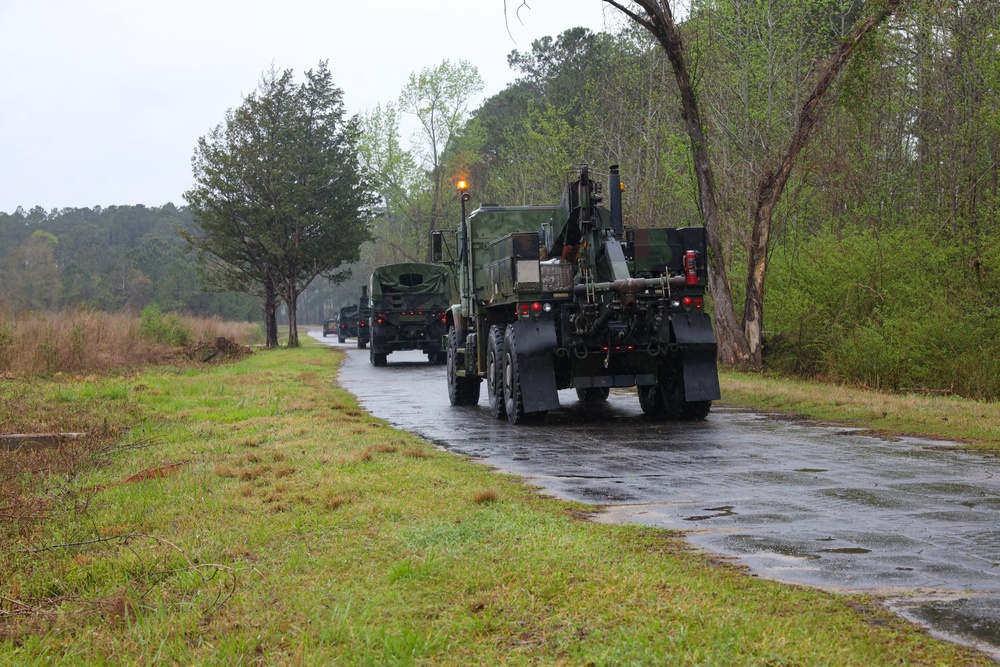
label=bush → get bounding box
[765,227,1000,398]
[140,305,193,347]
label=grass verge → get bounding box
[0,344,990,665]
[721,370,1000,453]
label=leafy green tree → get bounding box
[399,60,484,259]
[185,62,375,347]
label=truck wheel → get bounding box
[447,327,481,406]
[576,387,610,402]
[357,338,367,349]
[487,325,507,420]
[502,325,546,423]
[683,400,712,419]
[338,335,345,344]
[659,369,712,420]
[638,385,665,416]
[370,347,387,367]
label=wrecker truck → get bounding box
[432,164,720,424]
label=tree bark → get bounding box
[741,0,905,366]
[264,274,279,349]
[286,282,300,348]
[604,0,752,367]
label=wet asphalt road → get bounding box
[313,332,1000,659]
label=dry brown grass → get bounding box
[472,489,499,504]
[324,494,350,510]
[0,309,259,376]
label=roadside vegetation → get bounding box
[721,370,1000,454]
[0,340,990,665]
[0,307,261,377]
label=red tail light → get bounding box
[684,250,699,286]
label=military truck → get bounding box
[337,304,359,344]
[367,262,451,367]
[356,287,371,349]
[432,164,720,424]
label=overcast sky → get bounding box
[0,1,618,214]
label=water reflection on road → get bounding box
[315,333,1000,659]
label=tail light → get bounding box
[684,250,699,286]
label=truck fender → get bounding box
[510,320,561,413]
[447,304,466,334]
[669,312,721,402]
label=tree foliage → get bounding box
[185,62,375,348]
[0,204,254,319]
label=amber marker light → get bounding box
[457,180,468,192]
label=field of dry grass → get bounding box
[0,309,260,376]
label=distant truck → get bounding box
[357,287,371,349]
[322,319,337,337]
[337,305,359,344]
[432,163,720,423]
[367,262,451,367]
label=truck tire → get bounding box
[370,346,387,367]
[357,338,367,349]
[576,387,610,402]
[502,325,546,423]
[659,367,712,420]
[338,335,345,344]
[447,327,481,406]
[486,325,507,420]
[637,385,664,416]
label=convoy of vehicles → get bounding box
[431,164,720,424]
[320,163,720,425]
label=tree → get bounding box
[600,0,906,367]
[399,60,484,260]
[600,0,751,366]
[185,62,375,348]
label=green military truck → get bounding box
[337,304,358,344]
[367,262,451,367]
[356,287,371,349]
[432,164,720,424]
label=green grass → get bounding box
[721,370,1000,452]
[0,343,990,665]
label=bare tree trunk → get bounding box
[263,275,279,349]
[742,0,905,365]
[286,283,300,348]
[604,0,752,368]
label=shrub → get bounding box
[140,305,193,347]
[765,227,1000,398]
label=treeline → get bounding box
[0,204,258,320]
[0,205,353,324]
[360,2,1000,398]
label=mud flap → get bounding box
[670,312,722,402]
[511,320,560,413]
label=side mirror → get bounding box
[431,230,443,263]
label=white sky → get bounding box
[0,0,618,214]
